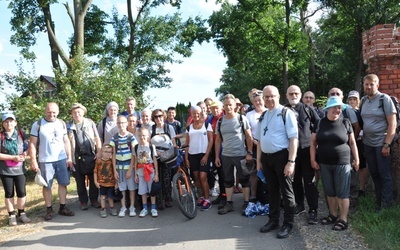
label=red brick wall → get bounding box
[363,24,400,202]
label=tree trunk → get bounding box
[282,0,290,93]
[41,3,60,70]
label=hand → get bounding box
[126,169,132,179]
[284,162,295,177]
[135,175,139,183]
[310,160,320,171]
[256,161,263,171]
[215,157,221,167]
[66,159,73,168]
[114,170,119,180]
[200,156,208,166]
[94,181,100,189]
[245,154,252,162]
[353,160,360,172]
[153,174,159,182]
[30,161,39,172]
[382,146,390,157]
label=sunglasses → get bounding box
[153,115,163,119]
[252,91,263,98]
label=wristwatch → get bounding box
[383,142,391,148]
[247,150,253,155]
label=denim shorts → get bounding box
[137,172,155,195]
[99,186,114,197]
[320,164,351,199]
[39,159,70,189]
[117,169,137,191]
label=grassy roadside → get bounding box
[351,194,400,249]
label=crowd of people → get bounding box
[0,73,396,240]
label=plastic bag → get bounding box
[35,169,48,187]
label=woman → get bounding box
[347,90,368,197]
[0,114,30,226]
[245,89,267,202]
[97,101,119,145]
[310,96,359,231]
[127,114,138,136]
[185,106,213,210]
[150,109,176,209]
[68,103,102,210]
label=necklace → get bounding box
[263,109,277,135]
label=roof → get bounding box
[39,75,56,88]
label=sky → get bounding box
[0,0,231,110]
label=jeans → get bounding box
[364,144,393,207]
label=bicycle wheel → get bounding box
[172,171,197,219]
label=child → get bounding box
[110,115,138,218]
[134,127,159,217]
[94,145,117,218]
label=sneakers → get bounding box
[18,213,31,223]
[201,200,212,211]
[100,209,107,218]
[218,202,234,215]
[9,215,17,226]
[307,210,318,225]
[151,209,158,217]
[210,187,219,197]
[58,206,75,216]
[129,207,136,217]
[139,208,148,218]
[44,208,54,221]
[91,200,101,208]
[197,197,205,207]
[294,205,306,216]
[80,202,89,211]
[118,207,127,218]
[110,208,118,216]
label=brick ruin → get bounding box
[362,23,400,201]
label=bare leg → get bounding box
[108,197,114,208]
[249,174,258,200]
[43,187,53,207]
[242,187,250,201]
[200,172,210,199]
[226,187,234,201]
[58,185,67,204]
[121,191,127,208]
[337,197,349,222]
[129,190,135,208]
[142,193,148,207]
[17,197,26,210]
[326,196,338,217]
[101,195,107,209]
[5,197,15,213]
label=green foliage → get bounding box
[352,194,400,249]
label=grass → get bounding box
[351,194,400,250]
[0,168,77,228]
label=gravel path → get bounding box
[295,193,369,249]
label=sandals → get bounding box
[332,219,348,231]
[320,213,337,225]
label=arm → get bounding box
[63,134,73,168]
[244,128,253,161]
[284,137,298,177]
[93,163,100,188]
[310,133,319,170]
[152,148,159,182]
[29,136,39,172]
[214,133,222,167]
[256,139,262,171]
[352,122,361,140]
[201,131,213,165]
[383,113,396,157]
[185,132,190,166]
[112,146,119,180]
[349,132,359,171]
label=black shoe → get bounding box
[212,194,226,205]
[307,210,318,225]
[294,205,305,216]
[277,224,292,239]
[260,221,279,233]
[218,199,226,210]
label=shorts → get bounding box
[137,172,155,195]
[188,153,209,173]
[39,159,70,189]
[99,186,114,197]
[320,164,351,199]
[221,155,250,188]
[117,169,137,191]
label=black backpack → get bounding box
[151,123,171,139]
[342,108,363,128]
[360,94,400,133]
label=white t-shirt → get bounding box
[186,123,213,154]
[30,118,67,163]
[246,110,264,138]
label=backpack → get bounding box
[259,107,292,126]
[151,123,171,139]
[101,117,107,143]
[360,94,400,133]
[342,107,363,128]
[112,133,134,152]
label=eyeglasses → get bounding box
[153,115,163,119]
[252,91,263,98]
[303,96,314,99]
[288,92,300,96]
[263,95,277,100]
[330,92,341,96]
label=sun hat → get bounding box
[235,98,243,107]
[69,103,87,115]
[323,96,347,111]
[210,100,222,107]
[347,90,360,99]
[2,113,16,122]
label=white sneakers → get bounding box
[129,207,136,217]
[139,208,148,218]
[118,207,127,218]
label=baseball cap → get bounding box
[2,113,16,122]
[210,100,222,107]
[347,90,360,99]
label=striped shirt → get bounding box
[110,132,138,170]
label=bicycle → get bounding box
[171,147,197,219]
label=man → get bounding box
[120,97,141,126]
[166,107,183,147]
[361,74,396,211]
[256,85,298,239]
[302,91,324,118]
[208,101,227,208]
[214,94,253,216]
[286,85,320,225]
[29,102,75,220]
[68,103,102,210]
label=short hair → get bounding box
[191,106,202,113]
[102,144,112,150]
[126,97,136,102]
[363,74,379,84]
[142,108,152,115]
[167,107,176,112]
[151,109,167,120]
[223,94,236,101]
[204,97,213,103]
[196,101,205,106]
[137,127,149,134]
[127,114,138,120]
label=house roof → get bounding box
[39,75,56,88]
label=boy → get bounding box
[110,115,138,217]
[134,127,159,217]
[94,145,118,217]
